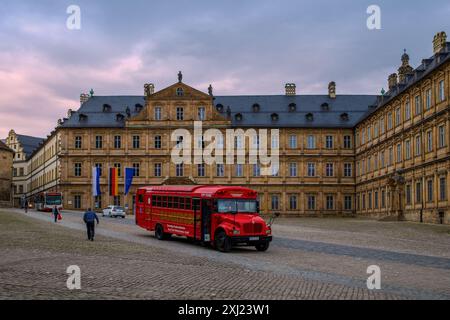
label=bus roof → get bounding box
[138,185,257,198]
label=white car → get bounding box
[102,206,126,218]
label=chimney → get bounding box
[285,83,296,96]
[388,73,398,91]
[328,81,336,99]
[144,83,155,97]
[433,31,447,54]
[80,93,90,106]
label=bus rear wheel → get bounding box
[255,241,270,252]
[215,230,231,253]
[155,224,169,240]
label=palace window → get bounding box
[405,100,411,120]
[74,195,81,209]
[416,181,422,203]
[396,143,402,162]
[381,190,386,208]
[132,135,140,149]
[405,140,411,160]
[427,131,433,152]
[388,147,393,166]
[368,192,372,209]
[154,107,162,120]
[176,163,184,177]
[326,195,334,210]
[176,88,184,96]
[132,163,140,177]
[427,179,433,202]
[114,163,121,176]
[216,164,225,177]
[395,107,401,126]
[374,191,379,209]
[439,80,445,102]
[289,163,297,177]
[289,195,297,210]
[235,164,243,177]
[75,136,82,149]
[253,164,261,177]
[289,135,297,149]
[176,107,184,120]
[415,135,422,156]
[95,136,103,149]
[414,95,422,115]
[307,163,315,177]
[380,151,385,168]
[380,117,385,134]
[74,163,82,177]
[198,107,206,121]
[344,135,352,149]
[114,135,121,149]
[307,135,316,149]
[367,126,371,141]
[344,163,352,177]
[387,113,393,130]
[344,196,352,210]
[197,164,205,177]
[426,89,432,110]
[326,163,334,177]
[271,163,279,177]
[307,195,316,210]
[154,136,162,149]
[438,125,446,148]
[154,163,162,177]
[406,185,412,205]
[271,195,279,210]
[325,135,334,149]
[440,177,447,201]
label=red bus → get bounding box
[135,185,272,252]
[34,192,63,212]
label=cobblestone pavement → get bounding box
[0,208,449,300]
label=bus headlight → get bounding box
[266,229,271,235]
[233,229,240,235]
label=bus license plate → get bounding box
[249,237,259,241]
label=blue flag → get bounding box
[124,168,134,195]
[92,167,101,196]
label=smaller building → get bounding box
[0,140,14,207]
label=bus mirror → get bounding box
[268,212,280,227]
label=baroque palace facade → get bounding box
[4,32,450,224]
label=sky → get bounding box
[0,0,449,138]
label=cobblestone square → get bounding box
[0,208,449,300]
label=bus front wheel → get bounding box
[255,241,270,252]
[215,230,231,253]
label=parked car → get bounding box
[102,206,126,218]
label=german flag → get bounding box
[109,168,119,196]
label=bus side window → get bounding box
[193,199,200,212]
[152,195,156,206]
[185,198,191,210]
[168,197,173,208]
[138,194,144,203]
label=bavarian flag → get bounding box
[109,167,119,196]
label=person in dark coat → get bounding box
[52,205,59,223]
[24,200,28,213]
[83,208,99,241]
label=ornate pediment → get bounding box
[148,82,211,101]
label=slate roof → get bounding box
[61,95,378,129]
[15,134,45,158]
[214,95,378,128]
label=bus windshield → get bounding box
[46,195,62,205]
[217,199,257,214]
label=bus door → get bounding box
[193,198,200,241]
[201,199,212,242]
[144,194,152,228]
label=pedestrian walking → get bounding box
[83,208,99,241]
[52,205,59,223]
[24,200,28,213]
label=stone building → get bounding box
[0,140,14,207]
[7,31,449,224]
[4,130,44,207]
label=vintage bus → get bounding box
[34,192,63,212]
[135,185,273,252]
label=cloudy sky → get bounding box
[0,0,449,138]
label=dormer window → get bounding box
[271,113,279,121]
[235,113,243,121]
[216,104,224,112]
[340,113,349,121]
[305,113,314,122]
[135,104,143,112]
[289,103,296,112]
[79,114,88,122]
[252,103,260,112]
[321,103,329,111]
[103,104,112,112]
[176,88,184,96]
[116,113,125,122]
[125,107,131,117]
